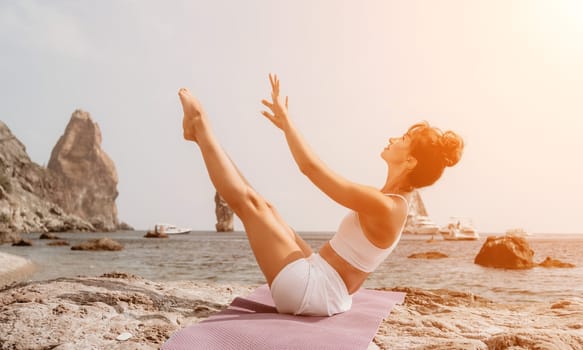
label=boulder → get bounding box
[538,257,575,268]
[408,251,449,259]
[474,236,535,269]
[39,233,60,240]
[71,238,123,251]
[0,231,21,244]
[144,230,168,238]
[118,221,134,231]
[47,240,70,246]
[12,239,33,246]
[47,110,120,232]
[215,192,234,232]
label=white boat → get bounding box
[153,223,191,235]
[505,228,530,237]
[402,191,440,235]
[438,217,479,241]
[404,215,440,235]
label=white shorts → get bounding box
[270,254,352,316]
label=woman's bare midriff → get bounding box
[319,241,369,295]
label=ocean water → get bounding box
[2,231,582,303]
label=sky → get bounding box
[1,0,582,234]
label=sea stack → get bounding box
[215,192,234,232]
[47,110,120,231]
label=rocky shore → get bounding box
[1,263,581,350]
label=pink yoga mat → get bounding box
[163,285,405,350]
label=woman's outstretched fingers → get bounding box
[269,73,275,89]
[269,73,280,95]
[262,99,273,109]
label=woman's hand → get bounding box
[261,73,290,130]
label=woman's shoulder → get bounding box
[357,194,408,245]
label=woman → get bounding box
[178,74,463,316]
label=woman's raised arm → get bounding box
[261,74,392,216]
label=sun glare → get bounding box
[532,0,583,45]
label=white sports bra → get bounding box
[328,193,408,273]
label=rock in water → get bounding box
[12,239,33,246]
[538,256,576,268]
[47,110,119,232]
[144,230,168,238]
[215,192,233,232]
[39,233,60,240]
[408,251,449,259]
[474,236,535,269]
[71,238,123,251]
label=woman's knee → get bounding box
[232,187,272,218]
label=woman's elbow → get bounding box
[299,161,317,176]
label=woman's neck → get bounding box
[382,169,412,195]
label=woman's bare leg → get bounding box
[179,88,311,284]
[224,152,314,257]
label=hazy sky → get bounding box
[1,0,582,233]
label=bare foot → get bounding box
[178,88,206,143]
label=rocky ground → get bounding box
[1,256,582,350]
[376,287,583,350]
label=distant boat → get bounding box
[152,223,191,235]
[404,215,440,235]
[505,228,530,237]
[403,191,440,235]
[438,217,479,241]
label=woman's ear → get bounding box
[405,156,418,171]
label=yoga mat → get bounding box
[163,285,405,350]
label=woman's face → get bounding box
[381,133,412,164]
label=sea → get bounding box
[1,231,582,304]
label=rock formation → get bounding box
[215,192,234,232]
[47,110,119,231]
[474,236,535,269]
[0,111,128,238]
[0,121,94,239]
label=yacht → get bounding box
[402,190,441,235]
[404,215,440,235]
[438,217,479,241]
[505,228,530,237]
[152,223,191,235]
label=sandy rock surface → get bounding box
[1,272,582,350]
[0,273,256,350]
[375,287,583,350]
